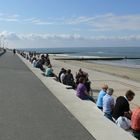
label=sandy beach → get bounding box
[50,56,140,109]
[55,59,140,82]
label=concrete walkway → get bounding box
[0,52,95,140]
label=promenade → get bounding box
[17,52,137,140]
[0,51,137,140]
[0,52,95,140]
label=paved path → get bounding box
[0,52,95,140]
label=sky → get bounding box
[0,0,140,48]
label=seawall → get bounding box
[17,53,137,140]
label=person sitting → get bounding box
[32,57,38,67]
[131,107,140,140]
[75,68,91,92]
[76,77,95,102]
[96,84,108,110]
[76,68,87,83]
[58,68,66,82]
[112,90,135,121]
[35,54,45,71]
[63,69,75,88]
[84,77,91,93]
[31,54,37,63]
[44,54,50,66]
[45,64,55,77]
[60,69,66,84]
[103,88,114,122]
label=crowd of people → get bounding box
[19,51,140,140]
[96,84,140,140]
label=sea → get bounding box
[20,47,140,68]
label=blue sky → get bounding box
[0,0,140,48]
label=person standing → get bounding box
[13,49,16,54]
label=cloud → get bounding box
[0,13,53,25]
[63,13,140,31]
[0,13,19,22]
[0,31,20,40]
[1,31,140,42]
[64,16,95,25]
[18,33,85,41]
[89,13,140,31]
[1,31,140,49]
[1,12,140,32]
[23,18,53,25]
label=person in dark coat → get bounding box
[112,90,135,120]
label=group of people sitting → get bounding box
[96,84,140,140]
[32,54,50,72]
[58,68,92,90]
[19,52,140,140]
[58,68,75,88]
[24,52,94,101]
[20,52,92,93]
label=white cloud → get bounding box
[64,16,94,25]
[1,12,140,32]
[0,31,20,40]
[0,13,19,22]
[1,31,140,49]
[1,31,140,42]
[63,13,140,31]
[0,13,53,25]
[23,18,53,25]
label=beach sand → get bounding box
[59,60,140,82]
[50,56,140,109]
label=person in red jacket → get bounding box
[131,107,140,140]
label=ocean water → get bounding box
[20,47,140,68]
